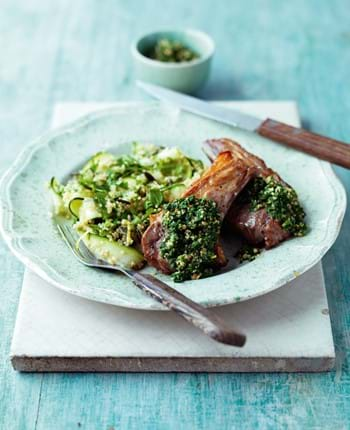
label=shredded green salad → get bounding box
[49,143,204,269]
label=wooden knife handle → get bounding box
[257,118,350,169]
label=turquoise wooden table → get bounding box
[1,0,349,428]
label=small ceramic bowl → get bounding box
[131,29,215,94]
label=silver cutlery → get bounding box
[56,219,246,347]
[137,81,350,169]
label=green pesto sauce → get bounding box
[160,196,221,282]
[241,175,307,236]
[149,39,199,63]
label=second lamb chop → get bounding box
[203,138,306,249]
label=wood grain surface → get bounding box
[258,119,350,168]
[1,0,350,429]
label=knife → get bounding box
[137,81,350,169]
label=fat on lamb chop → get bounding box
[141,151,257,274]
[203,138,291,249]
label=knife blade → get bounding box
[137,81,261,131]
[137,81,350,169]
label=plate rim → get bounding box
[0,103,347,310]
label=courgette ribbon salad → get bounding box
[49,143,205,275]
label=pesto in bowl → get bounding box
[132,29,215,93]
[148,39,199,63]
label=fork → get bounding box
[56,220,246,347]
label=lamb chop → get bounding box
[141,151,257,274]
[203,138,287,184]
[203,138,291,249]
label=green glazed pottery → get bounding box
[131,29,215,93]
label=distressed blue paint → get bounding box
[0,0,350,428]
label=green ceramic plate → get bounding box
[0,103,346,310]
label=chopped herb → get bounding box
[149,39,199,63]
[240,175,307,236]
[145,188,164,210]
[160,196,221,282]
[236,245,261,263]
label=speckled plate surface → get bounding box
[0,103,346,310]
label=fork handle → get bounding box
[126,271,246,347]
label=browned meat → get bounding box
[204,138,269,171]
[182,151,257,219]
[203,138,291,249]
[141,212,172,274]
[228,204,290,249]
[141,151,256,274]
[203,138,285,183]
